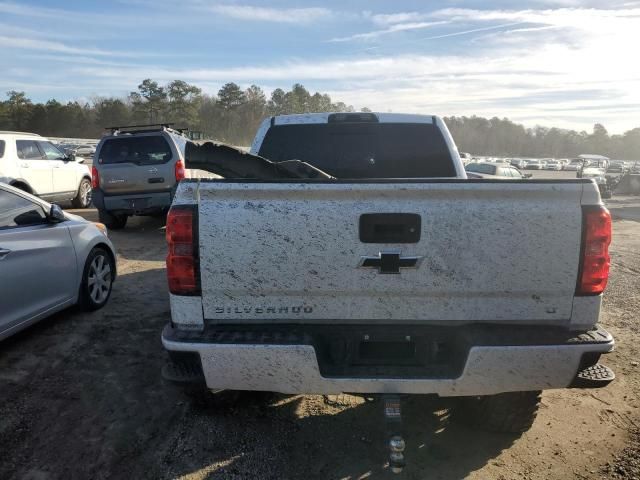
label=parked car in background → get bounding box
[564,159,583,171]
[0,183,116,340]
[92,125,190,229]
[577,159,612,199]
[607,160,626,173]
[545,160,562,170]
[631,162,640,174]
[459,152,472,164]
[57,143,78,155]
[74,145,96,160]
[0,131,93,208]
[465,162,530,179]
[525,159,544,170]
[510,158,526,169]
[579,154,609,170]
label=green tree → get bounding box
[94,98,131,131]
[216,83,246,143]
[267,88,287,115]
[167,80,202,128]
[129,79,166,124]
[6,91,32,130]
[217,82,245,110]
[240,85,267,144]
[284,83,311,112]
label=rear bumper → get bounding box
[161,324,614,396]
[92,188,172,215]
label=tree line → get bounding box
[0,80,638,159]
[445,116,640,161]
[0,80,358,146]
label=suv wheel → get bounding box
[72,178,92,208]
[79,247,114,311]
[98,209,128,230]
[454,390,542,433]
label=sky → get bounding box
[1,0,640,133]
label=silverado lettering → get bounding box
[213,306,313,314]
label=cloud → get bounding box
[418,22,525,41]
[367,11,432,26]
[0,0,191,29]
[0,35,120,56]
[330,21,447,42]
[49,33,639,133]
[431,6,640,26]
[0,35,193,60]
[3,2,640,132]
[203,4,332,23]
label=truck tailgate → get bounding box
[195,181,585,324]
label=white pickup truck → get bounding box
[162,112,614,470]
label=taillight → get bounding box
[166,206,199,295]
[577,206,611,295]
[175,159,186,181]
[91,166,99,189]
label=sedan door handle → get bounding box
[0,248,11,260]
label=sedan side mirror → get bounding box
[48,204,66,223]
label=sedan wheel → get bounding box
[81,248,114,311]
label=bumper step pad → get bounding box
[571,364,615,388]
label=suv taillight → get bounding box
[175,159,186,181]
[577,206,611,295]
[166,206,199,295]
[91,165,99,189]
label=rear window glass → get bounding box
[258,122,456,178]
[98,136,173,165]
[0,140,5,158]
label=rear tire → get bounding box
[79,247,115,311]
[72,178,92,208]
[98,209,128,230]
[454,391,541,433]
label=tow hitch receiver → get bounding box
[383,395,406,474]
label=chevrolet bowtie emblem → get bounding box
[358,251,423,274]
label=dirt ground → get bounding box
[1,196,639,480]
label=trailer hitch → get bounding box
[383,395,406,474]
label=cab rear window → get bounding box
[258,122,456,178]
[98,136,173,165]
[0,140,5,158]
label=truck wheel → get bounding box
[72,178,92,208]
[454,391,541,433]
[79,247,115,311]
[98,209,128,230]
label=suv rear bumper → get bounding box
[92,188,172,215]
[161,324,614,396]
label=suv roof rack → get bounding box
[104,123,191,135]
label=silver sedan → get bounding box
[0,183,116,340]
